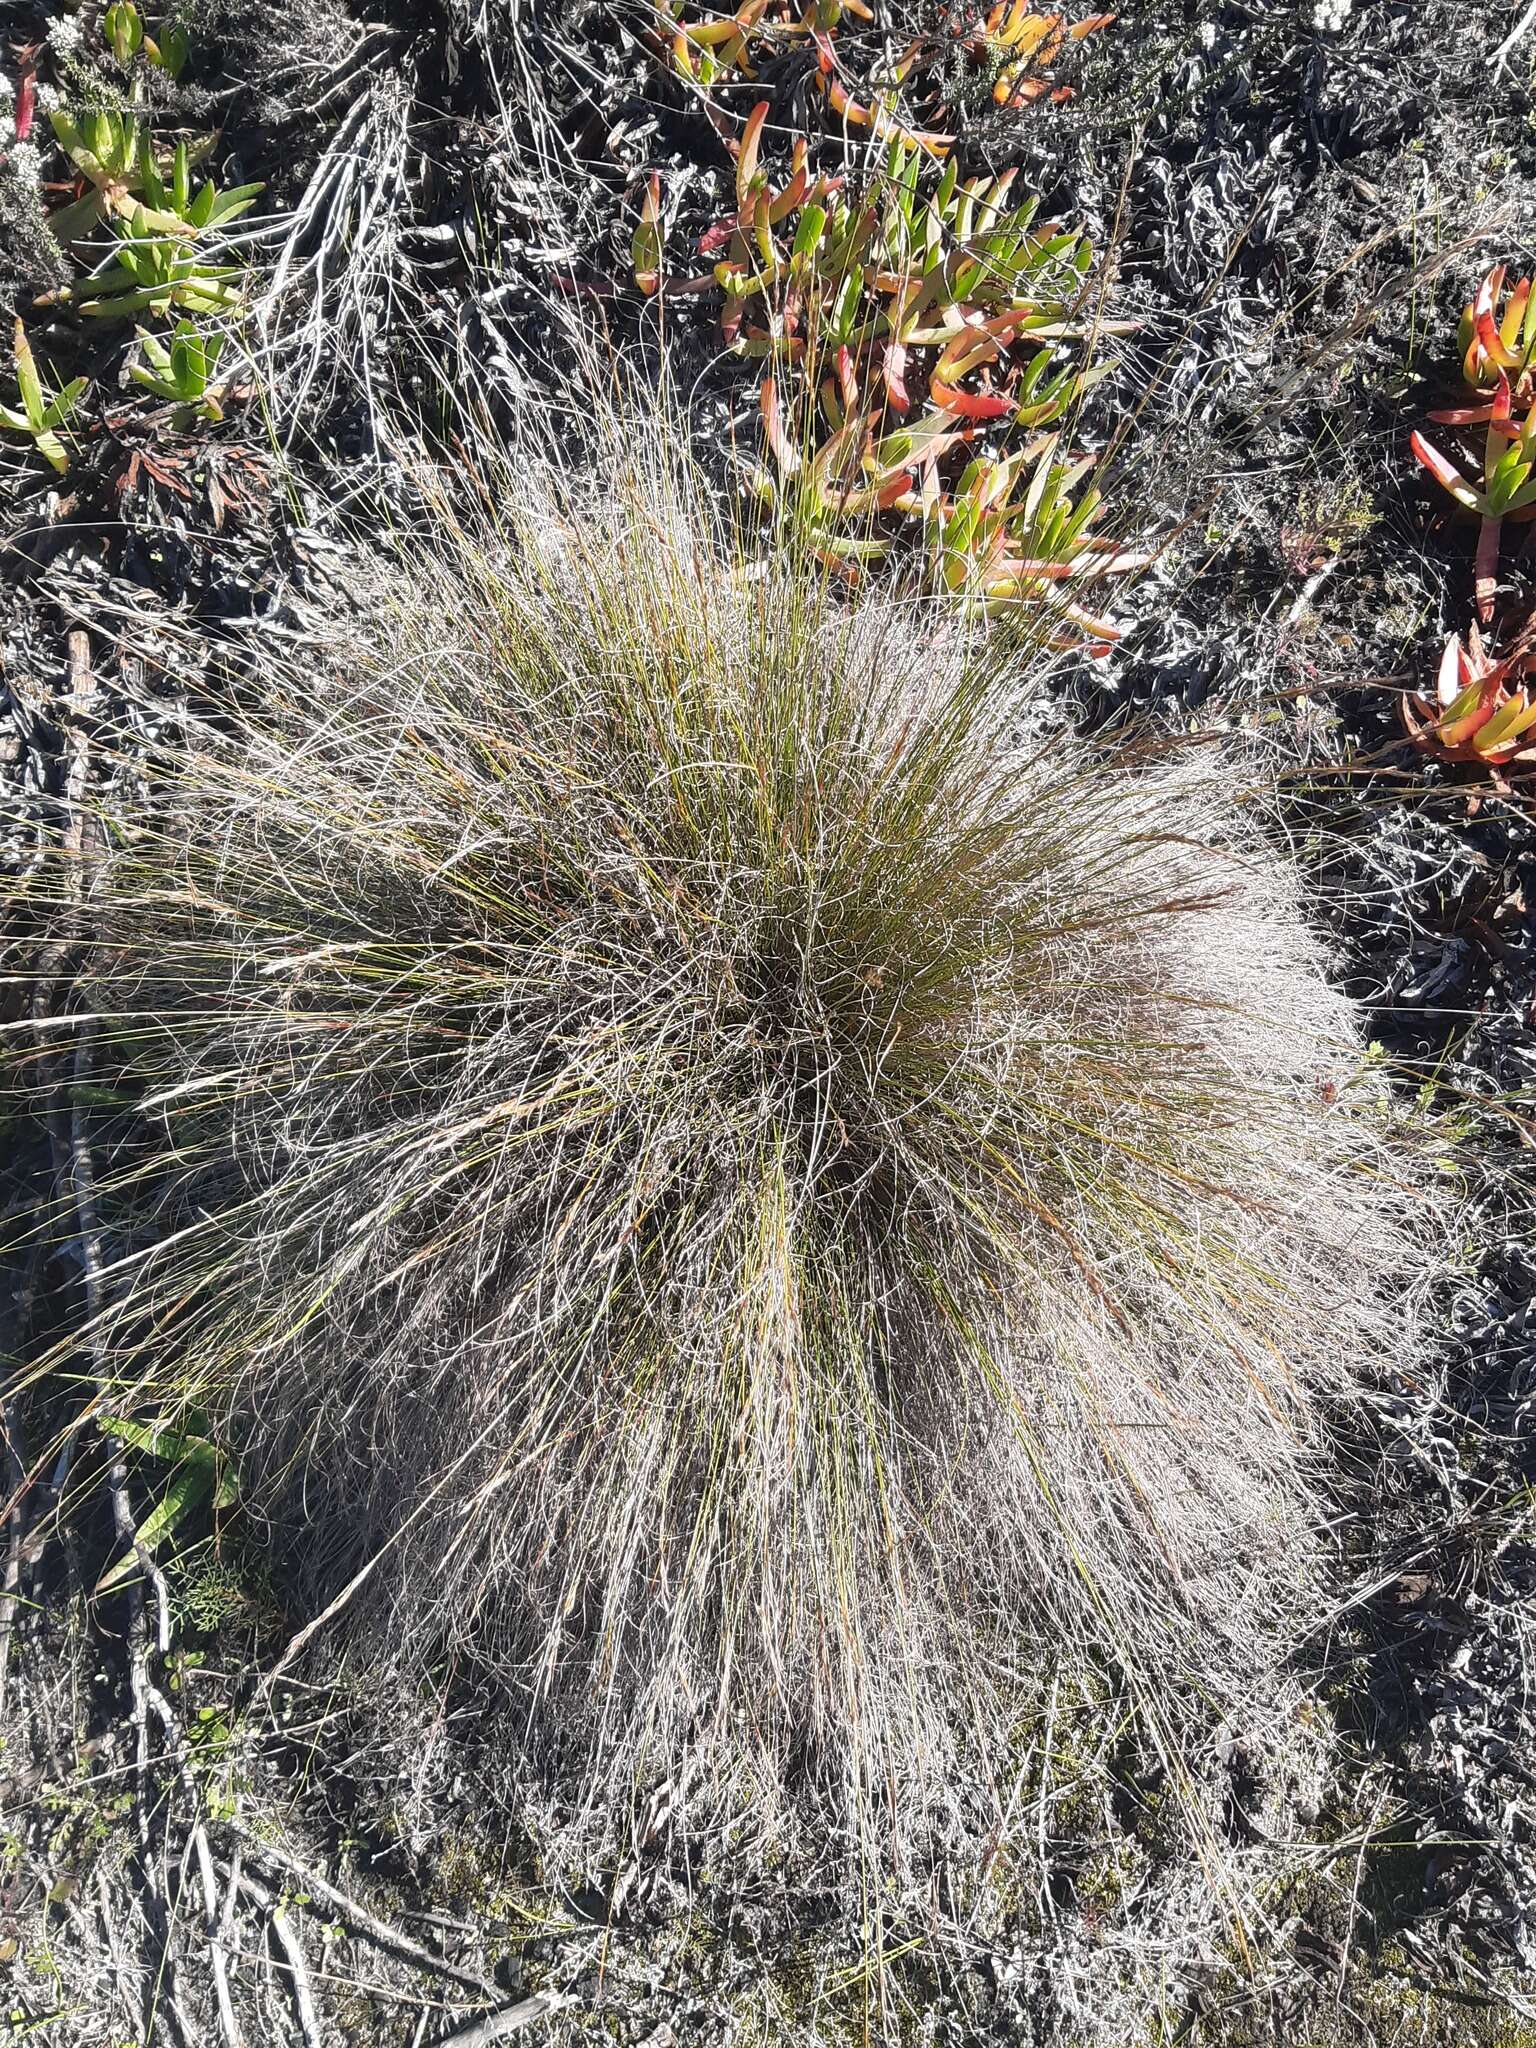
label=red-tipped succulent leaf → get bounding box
[1401,618,1536,769]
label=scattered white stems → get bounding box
[219,1846,244,1962]
[36,629,105,1506]
[48,654,171,2033]
[1490,0,1536,72]
[145,1683,242,2048]
[1339,1785,1392,1993]
[1283,557,1338,628]
[261,20,399,117]
[222,1825,500,2001]
[250,76,412,445]
[0,1395,26,1715]
[236,1869,325,2048]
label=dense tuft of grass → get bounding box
[11,428,1416,1869]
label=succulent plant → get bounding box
[654,0,1113,149]
[1398,261,1536,762]
[1,318,87,475]
[74,206,248,320]
[105,1,192,76]
[655,117,1132,637]
[928,2,1116,115]
[1400,617,1536,772]
[981,3,1115,106]
[925,436,1144,639]
[129,317,229,421]
[665,0,768,87]
[694,119,1103,383]
[662,0,873,85]
[45,142,261,321]
[47,105,151,241]
[811,30,955,155]
[135,139,263,236]
[631,172,665,296]
[1412,375,1536,625]
[1457,264,1536,406]
[47,109,223,242]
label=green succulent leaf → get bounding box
[95,1408,242,1590]
[40,377,89,429]
[96,1462,214,1592]
[13,326,45,429]
[99,1412,220,1464]
[170,324,206,388]
[106,0,145,62]
[153,19,191,75]
[4,322,85,473]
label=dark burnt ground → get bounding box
[2,0,1534,2041]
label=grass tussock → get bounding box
[15,424,1417,1868]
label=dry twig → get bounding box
[434,1997,556,2046]
[223,1823,500,2002]
[235,1867,326,2048]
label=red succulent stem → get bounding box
[15,63,36,142]
[1475,514,1501,625]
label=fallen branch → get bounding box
[0,1392,29,1716]
[434,1996,555,2046]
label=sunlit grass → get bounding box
[6,421,1417,1886]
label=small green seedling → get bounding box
[130,318,227,421]
[1,320,87,475]
[154,19,192,76]
[96,1410,241,1593]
